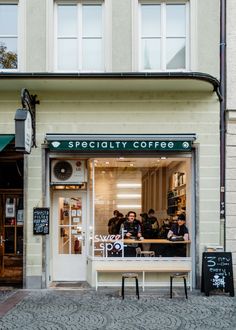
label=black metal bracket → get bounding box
[21,88,40,148]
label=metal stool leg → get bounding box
[170,276,173,298]
[184,277,188,299]
[135,277,139,299]
[122,276,125,299]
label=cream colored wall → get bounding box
[227,0,236,110]
[25,148,43,282]
[226,0,236,289]
[197,0,220,76]
[25,0,47,72]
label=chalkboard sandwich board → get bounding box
[33,207,50,235]
[201,252,234,297]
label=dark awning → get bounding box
[0,134,14,152]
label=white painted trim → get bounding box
[53,0,106,72]
[189,0,197,71]
[0,1,24,72]
[104,0,112,71]
[133,0,192,72]
[46,0,54,72]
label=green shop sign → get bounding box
[49,140,192,152]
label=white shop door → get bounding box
[52,191,87,281]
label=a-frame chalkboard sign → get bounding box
[201,252,234,296]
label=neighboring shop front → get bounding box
[0,135,24,286]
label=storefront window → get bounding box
[91,157,191,258]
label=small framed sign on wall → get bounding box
[33,208,50,235]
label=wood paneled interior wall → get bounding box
[142,161,187,220]
[142,167,167,217]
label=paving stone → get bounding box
[0,289,236,330]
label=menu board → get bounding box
[33,208,50,235]
[201,252,234,296]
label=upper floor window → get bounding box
[139,2,188,71]
[56,2,104,72]
[0,3,18,70]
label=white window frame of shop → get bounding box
[53,0,106,72]
[132,0,196,72]
[0,1,23,72]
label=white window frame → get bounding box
[0,0,24,72]
[50,0,110,73]
[132,0,196,72]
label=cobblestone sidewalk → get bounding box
[0,288,236,330]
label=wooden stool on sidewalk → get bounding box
[121,273,139,299]
[170,272,188,299]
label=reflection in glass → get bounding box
[16,227,23,254]
[166,39,185,69]
[82,39,103,71]
[4,227,14,254]
[0,4,17,35]
[142,39,161,70]
[58,5,77,36]
[166,5,186,37]
[58,39,77,70]
[0,4,18,69]
[83,5,102,37]
[141,5,160,37]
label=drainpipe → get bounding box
[220,0,226,251]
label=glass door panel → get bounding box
[53,191,87,281]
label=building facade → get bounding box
[226,0,236,289]
[0,0,222,290]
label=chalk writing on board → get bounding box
[201,252,234,296]
[33,208,49,235]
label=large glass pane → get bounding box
[166,38,186,69]
[58,197,83,255]
[82,39,103,71]
[83,5,102,37]
[16,227,23,255]
[58,39,77,70]
[0,38,17,69]
[142,39,161,70]
[141,5,160,37]
[4,227,14,254]
[166,5,186,37]
[0,5,17,35]
[92,157,190,258]
[57,5,77,36]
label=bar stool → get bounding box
[170,272,188,299]
[121,272,139,299]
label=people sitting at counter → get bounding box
[108,210,119,235]
[167,213,189,241]
[119,211,142,257]
[108,210,125,235]
[167,213,189,257]
[140,208,159,239]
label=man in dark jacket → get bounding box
[167,213,189,256]
[120,211,142,257]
